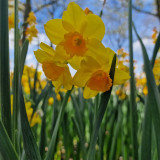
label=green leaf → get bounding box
[128,1,139,159]
[19,85,41,160]
[12,0,19,147]
[141,99,151,160]
[87,54,116,160]
[20,40,29,77]
[0,121,19,160]
[39,86,52,158]
[45,87,73,160]
[109,103,123,160]
[133,23,160,160]
[0,0,12,138]
[151,32,160,67]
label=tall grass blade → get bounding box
[39,85,52,158]
[87,54,116,160]
[20,40,29,77]
[128,0,138,159]
[133,23,160,160]
[0,0,12,138]
[109,104,123,160]
[141,99,151,160]
[12,0,19,146]
[0,121,19,160]
[19,85,41,160]
[151,33,160,67]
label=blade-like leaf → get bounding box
[87,54,116,160]
[20,40,29,77]
[0,0,11,138]
[128,1,139,159]
[12,0,19,147]
[39,85,52,158]
[19,85,41,160]
[151,32,160,67]
[141,99,151,160]
[0,121,19,160]
[133,23,160,160]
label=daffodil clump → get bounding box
[25,11,38,42]
[136,58,160,96]
[21,65,47,95]
[34,2,130,99]
[114,48,131,100]
[11,95,41,127]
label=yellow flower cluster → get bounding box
[25,101,41,127]
[34,2,130,99]
[116,89,127,100]
[11,97,41,127]
[22,65,47,95]
[136,58,160,96]
[25,12,38,42]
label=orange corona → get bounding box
[87,70,112,92]
[61,32,87,57]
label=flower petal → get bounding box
[40,42,55,54]
[73,56,100,87]
[52,77,63,93]
[34,49,54,63]
[62,2,86,32]
[83,86,99,99]
[42,63,65,81]
[44,19,67,45]
[54,45,70,62]
[83,14,105,41]
[67,56,84,70]
[62,67,73,90]
[114,68,130,85]
[73,69,91,88]
[86,39,109,65]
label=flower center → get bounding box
[61,32,87,57]
[87,70,112,92]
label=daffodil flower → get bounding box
[44,2,105,69]
[34,42,72,92]
[27,12,37,25]
[73,48,130,99]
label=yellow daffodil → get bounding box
[25,25,38,42]
[25,101,41,127]
[117,48,129,58]
[27,12,37,25]
[44,2,105,69]
[34,42,72,92]
[152,27,158,44]
[143,86,148,95]
[8,12,14,30]
[56,94,61,101]
[73,48,130,99]
[48,97,54,105]
[84,8,93,15]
